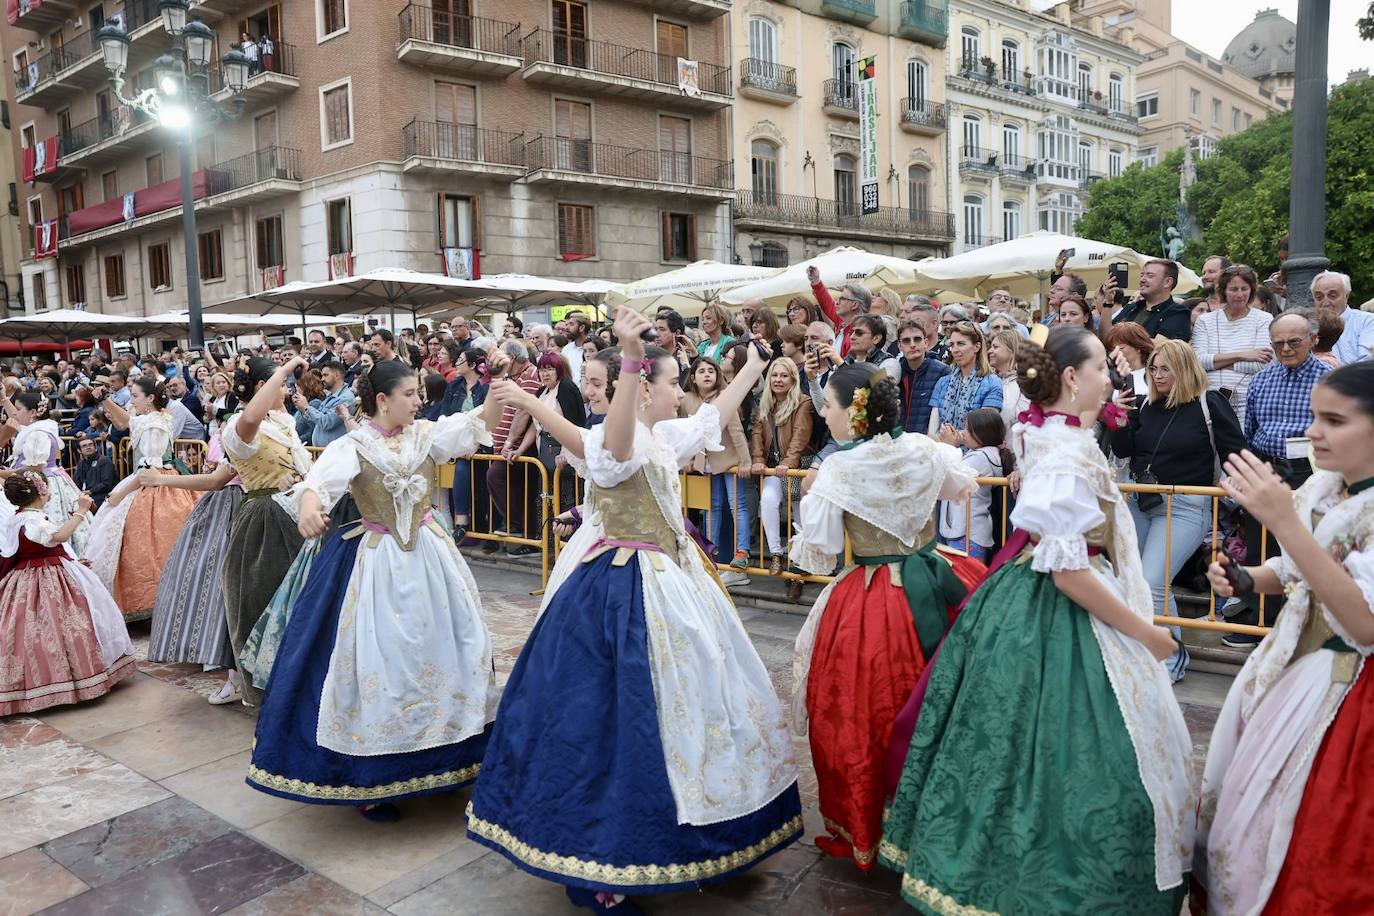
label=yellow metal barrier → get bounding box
[456,452,552,587]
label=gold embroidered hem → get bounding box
[0,653,135,704]
[465,806,803,887]
[822,816,878,867]
[901,873,1000,916]
[245,761,480,802]
[878,836,909,869]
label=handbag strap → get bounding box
[1142,404,1180,477]
[1198,392,1220,483]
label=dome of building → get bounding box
[1222,8,1298,80]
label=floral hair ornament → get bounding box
[848,385,871,439]
[19,470,48,498]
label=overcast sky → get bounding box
[1171,0,1369,87]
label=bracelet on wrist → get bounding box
[620,355,651,375]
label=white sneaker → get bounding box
[208,679,243,706]
[719,570,749,587]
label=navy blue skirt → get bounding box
[247,530,489,805]
[466,550,802,895]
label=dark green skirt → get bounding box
[879,560,1184,916]
[223,492,304,706]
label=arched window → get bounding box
[1108,147,1123,178]
[960,26,980,69]
[962,112,982,155]
[835,153,857,215]
[1076,61,1093,99]
[1002,122,1021,164]
[908,164,930,214]
[906,59,928,108]
[1077,139,1093,175]
[832,42,856,86]
[750,139,779,203]
[1108,72,1124,112]
[1002,199,1022,241]
[748,17,777,64]
[1000,38,1019,79]
[962,192,985,246]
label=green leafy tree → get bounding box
[1078,77,1374,298]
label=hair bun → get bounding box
[1015,340,1062,405]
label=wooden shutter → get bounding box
[436,82,476,125]
[268,4,282,40]
[685,215,697,260]
[661,211,672,261]
[554,99,590,140]
[656,21,687,57]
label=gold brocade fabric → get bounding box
[586,469,683,566]
[245,761,480,801]
[845,515,935,559]
[350,454,436,551]
[1084,495,1117,566]
[229,434,298,492]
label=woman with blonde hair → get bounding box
[986,328,1028,438]
[750,357,812,576]
[696,302,735,363]
[1109,339,1247,682]
[928,320,1002,446]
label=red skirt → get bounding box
[0,564,135,716]
[807,548,986,870]
[1264,660,1374,915]
[113,473,199,616]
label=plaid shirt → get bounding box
[1243,355,1332,458]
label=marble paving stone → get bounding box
[222,873,388,916]
[0,723,113,801]
[0,765,171,859]
[772,869,908,916]
[35,674,208,743]
[42,796,234,887]
[388,850,581,916]
[40,830,304,916]
[249,791,475,897]
[86,707,257,780]
[159,750,304,831]
[0,848,89,916]
[364,836,491,907]
[700,845,823,915]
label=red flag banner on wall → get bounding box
[34,218,58,259]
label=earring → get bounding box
[1070,384,1080,400]
[640,397,653,411]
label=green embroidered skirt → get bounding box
[879,559,1185,916]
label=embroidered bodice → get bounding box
[222,411,312,491]
[352,452,437,551]
[129,410,175,468]
[588,468,686,566]
[844,514,935,558]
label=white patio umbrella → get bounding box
[0,309,160,355]
[721,246,930,311]
[604,261,782,317]
[912,231,1202,301]
[422,274,614,319]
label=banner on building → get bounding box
[328,252,354,280]
[34,218,57,259]
[442,247,480,280]
[858,56,879,215]
[260,265,285,290]
[677,58,701,97]
[121,192,136,224]
[21,137,57,185]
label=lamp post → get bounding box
[1282,0,1331,310]
[95,0,251,348]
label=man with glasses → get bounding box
[1311,270,1374,365]
[806,264,870,357]
[895,320,950,433]
[1225,309,1332,647]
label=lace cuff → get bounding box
[789,539,836,576]
[1031,534,1091,573]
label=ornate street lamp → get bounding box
[95,16,249,349]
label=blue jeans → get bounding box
[940,535,988,561]
[451,459,474,518]
[711,473,753,557]
[1129,491,1210,681]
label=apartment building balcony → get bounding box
[10,0,79,30]
[523,136,733,200]
[209,42,299,105]
[60,146,301,250]
[189,0,258,17]
[733,191,955,244]
[898,2,948,48]
[999,154,1037,185]
[820,0,877,25]
[57,108,159,168]
[951,59,1040,106]
[1078,170,1105,190]
[959,145,998,176]
[822,79,858,119]
[521,30,731,111]
[401,121,526,180]
[620,0,730,19]
[899,98,945,135]
[739,58,797,104]
[397,5,522,78]
[14,0,167,108]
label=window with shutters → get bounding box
[1003,123,1021,163]
[907,165,929,214]
[906,59,928,107]
[834,154,856,217]
[962,193,984,245]
[104,254,127,298]
[750,139,778,203]
[748,17,776,64]
[1002,200,1021,242]
[1108,148,1123,178]
[31,273,47,312]
[256,215,284,269]
[553,98,592,172]
[661,212,695,262]
[832,42,856,104]
[319,78,353,150]
[435,81,478,159]
[557,203,594,257]
[57,183,84,216]
[198,229,224,281]
[145,152,163,186]
[1001,39,1019,78]
[655,20,688,85]
[1108,73,1123,111]
[317,0,347,40]
[959,26,979,69]
[551,0,588,68]
[326,199,352,255]
[658,115,691,184]
[148,242,172,290]
[64,262,85,306]
[26,198,40,252]
[438,193,479,250]
[961,113,981,155]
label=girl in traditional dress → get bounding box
[789,363,984,872]
[880,327,1193,915]
[139,436,245,705]
[85,378,200,617]
[219,356,314,707]
[1195,361,1374,915]
[247,361,500,822]
[0,390,92,556]
[467,309,802,915]
[0,473,134,715]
